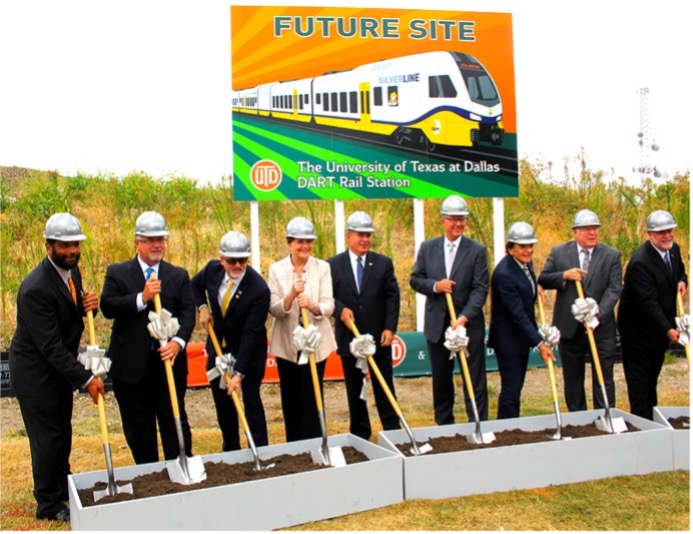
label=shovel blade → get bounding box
[466,431,496,445]
[93,482,134,502]
[310,446,347,467]
[595,415,628,434]
[410,442,433,455]
[166,455,207,485]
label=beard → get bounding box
[49,245,80,270]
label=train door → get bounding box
[359,82,371,132]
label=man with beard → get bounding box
[9,213,105,521]
[100,211,196,464]
[619,210,688,420]
[191,231,270,451]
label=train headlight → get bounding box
[496,115,502,122]
[470,113,481,121]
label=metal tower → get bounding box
[634,87,661,179]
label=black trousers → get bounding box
[17,391,73,518]
[112,348,192,464]
[209,370,268,451]
[276,356,326,442]
[427,336,488,425]
[495,346,530,419]
[559,328,616,412]
[621,339,667,421]
[340,349,400,440]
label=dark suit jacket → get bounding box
[488,254,542,353]
[190,261,270,377]
[538,241,622,340]
[9,258,92,397]
[327,250,400,357]
[410,235,489,344]
[100,257,195,385]
[618,241,688,348]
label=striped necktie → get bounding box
[221,279,234,315]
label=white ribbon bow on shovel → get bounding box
[78,345,111,377]
[676,314,690,347]
[539,324,561,348]
[147,308,180,342]
[571,297,600,329]
[349,333,377,401]
[444,325,469,360]
[292,323,322,365]
[206,353,237,388]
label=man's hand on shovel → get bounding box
[79,308,107,404]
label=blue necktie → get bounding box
[145,267,155,280]
[356,256,364,293]
[664,252,673,278]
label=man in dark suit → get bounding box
[410,195,489,425]
[538,209,622,412]
[619,210,688,420]
[328,212,401,440]
[191,231,270,451]
[488,222,554,419]
[9,213,105,521]
[100,211,195,464]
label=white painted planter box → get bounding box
[378,409,673,500]
[653,406,690,470]
[68,434,402,530]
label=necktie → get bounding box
[221,279,234,315]
[356,256,364,292]
[145,267,155,280]
[67,275,77,304]
[445,242,456,278]
[581,249,591,272]
[522,264,535,295]
[664,252,673,278]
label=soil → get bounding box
[396,422,640,456]
[77,446,368,507]
[668,416,690,430]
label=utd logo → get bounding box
[391,335,406,368]
[250,160,282,191]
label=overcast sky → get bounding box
[0,0,690,185]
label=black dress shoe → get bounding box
[38,507,70,521]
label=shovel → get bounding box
[347,320,432,455]
[536,299,567,441]
[205,322,274,470]
[444,293,495,444]
[84,310,134,501]
[150,276,207,484]
[300,308,347,467]
[676,292,690,367]
[575,280,628,434]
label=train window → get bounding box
[316,93,321,105]
[305,94,310,105]
[429,75,457,98]
[323,92,329,111]
[299,95,303,110]
[387,86,399,106]
[331,92,338,112]
[373,87,383,106]
[339,92,347,112]
[349,91,358,113]
[466,74,499,105]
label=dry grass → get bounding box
[1,358,690,531]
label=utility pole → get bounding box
[634,87,661,179]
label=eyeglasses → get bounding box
[137,237,167,244]
[223,257,248,265]
[443,216,467,224]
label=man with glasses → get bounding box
[100,211,196,464]
[618,210,688,420]
[191,231,270,450]
[410,195,490,425]
[538,209,622,412]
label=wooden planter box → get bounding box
[378,409,672,500]
[653,406,690,470]
[68,434,402,530]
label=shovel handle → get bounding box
[229,387,252,433]
[97,393,109,446]
[537,295,547,327]
[444,293,476,402]
[87,310,97,346]
[536,299,560,400]
[206,323,224,357]
[301,308,325,413]
[575,280,606,386]
[676,292,690,365]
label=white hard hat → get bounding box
[286,217,317,239]
[43,213,87,241]
[218,231,251,258]
[646,210,677,232]
[135,211,169,237]
[506,222,538,244]
[572,209,601,229]
[346,211,375,233]
[440,195,469,216]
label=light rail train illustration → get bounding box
[232,51,505,151]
